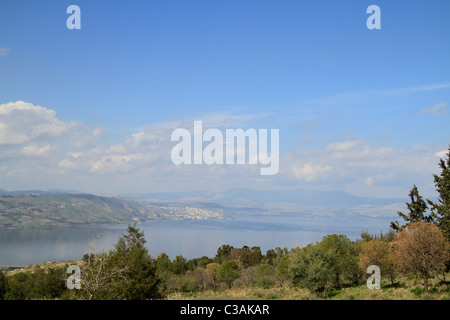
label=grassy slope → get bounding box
[0,194,152,228]
[168,274,450,300]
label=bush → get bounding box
[254,264,277,288]
[216,261,241,287]
[411,286,425,296]
[288,244,337,294]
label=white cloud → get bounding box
[0,47,10,58]
[279,138,442,198]
[0,100,446,197]
[22,144,51,157]
[58,158,78,170]
[0,101,79,144]
[421,102,447,115]
[292,163,331,181]
[326,139,363,152]
[435,150,448,158]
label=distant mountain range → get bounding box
[0,188,84,195]
[121,188,407,211]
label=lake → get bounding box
[0,213,391,267]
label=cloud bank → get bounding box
[0,101,445,197]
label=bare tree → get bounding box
[67,234,129,300]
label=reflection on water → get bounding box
[0,214,390,267]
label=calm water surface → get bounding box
[0,214,389,266]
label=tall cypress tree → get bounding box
[428,146,450,240]
[390,185,432,232]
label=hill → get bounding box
[0,193,226,229]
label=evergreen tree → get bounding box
[428,146,450,240]
[390,185,433,231]
[109,224,162,300]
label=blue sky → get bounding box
[0,0,449,198]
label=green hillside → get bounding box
[0,194,225,229]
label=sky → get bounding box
[0,0,449,198]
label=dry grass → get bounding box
[168,273,450,300]
[168,286,315,300]
[4,259,82,277]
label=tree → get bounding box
[428,146,450,240]
[205,263,220,291]
[172,255,187,275]
[276,255,291,281]
[318,234,359,286]
[263,249,277,265]
[254,264,277,288]
[390,185,433,232]
[71,234,129,300]
[155,253,172,274]
[215,244,234,263]
[287,244,336,294]
[108,224,162,300]
[359,239,396,285]
[216,261,241,287]
[247,246,263,266]
[4,272,29,300]
[360,230,374,242]
[44,268,67,299]
[391,222,449,293]
[196,256,213,268]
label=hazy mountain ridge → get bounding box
[0,193,226,229]
[121,188,408,219]
[0,187,411,229]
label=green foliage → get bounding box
[215,244,234,263]
[276,255,291,280]
[318,234,359,286]
[390,185,433,231]
[0,272,6,300]
[172,255,187,275]
[254,264,277,288]
[108,224,162,300]
[287,244,337,294]
[0,193,225,229]
[411,286,425,296]
[240,246,263,267]
[428,146,450,240]
[216,261,241,287]
[195,256,213,268]
[156,252,173,275]
[4,272,29,300]
[43,267,66,298]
